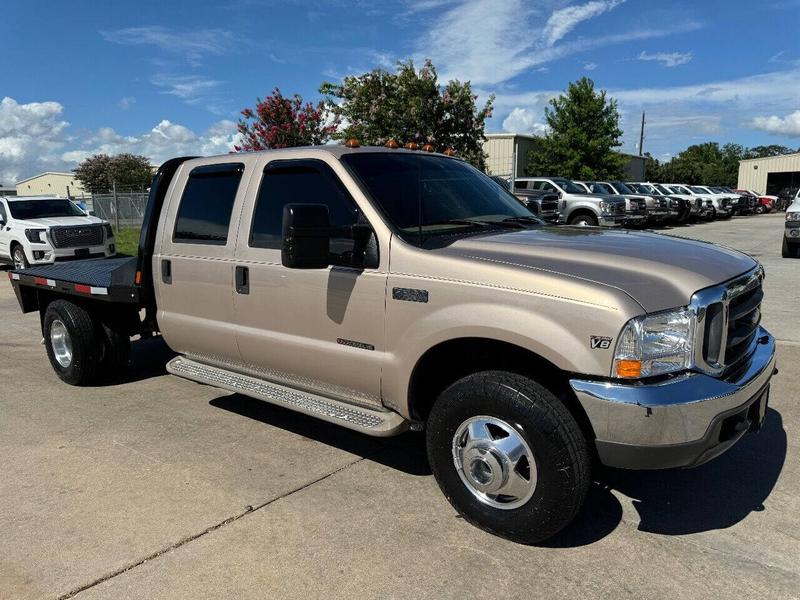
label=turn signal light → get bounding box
[135,270,142,285]
[422,143,435,152]
[404,142,419,150]
[385,139,400,149]
[615,359,642,378]
[344,138,360,148]
[443,148,456,156]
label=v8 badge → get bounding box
[590,336,612,350]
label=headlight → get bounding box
[104,223,115,239]
[613,308,695,379]
[599,201,616,212]
[786,212,800,222]
[24,228,47,243]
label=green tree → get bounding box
[320,59,494,169]
[527,77,625,179]
[74,153,153,193]
[743,144,794,159]
[666,142,742,187]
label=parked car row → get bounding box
[492,176,775,228]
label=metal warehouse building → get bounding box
[738,152,800,196]
[483,133,646,180]
[15,172,87,198]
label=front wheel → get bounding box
[783,237,798,258]
[426,371,590,544]
[568,213,598,227]
[12,245,29,269]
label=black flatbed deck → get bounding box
[9,256,142,305]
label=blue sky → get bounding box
[2,0,800,183]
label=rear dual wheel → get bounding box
[426,371,590,544]
[43,300,130,385]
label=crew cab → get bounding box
[515,177,627,227]
[661,184,710,220]
[7,146,776,544]
[626,182,686,223]
[0,196,116,269]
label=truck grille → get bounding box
[694,268,764,375]
[695,198,703,209]
[49,225,105,248]
[540,194,559,213]
[721,198,732,209]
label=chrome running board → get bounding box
[167,356,408,437]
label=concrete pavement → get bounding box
[0,212,797,599]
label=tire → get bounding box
[12,244,29,269]
[99,321,131,379]
[568,213,598,227]
[426,371,591,544]
[756,206,765,215]
[43,300,102,385]
[783,237,798,259]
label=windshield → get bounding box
[8,199,86,219]
[689,186,708,194]
[554,179,587,194]
[635,183,658,194]
[610,181,634,194]
[343,153,540,245]
[586,182,614,194]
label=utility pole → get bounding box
[638,112,646,156]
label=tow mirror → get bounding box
[281,204,332,269]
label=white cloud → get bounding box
[749,110,800,137]
[0,96,241,183]
[101,26,237,63]
[584,62,598,71]
[418,0,698,86]
[118,96,136,110]
[543,1,624,47]
[150,74,222,99]
[502,107,548,135]
[638,51,693,67]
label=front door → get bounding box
[233,158,386,407]
[154,161,250,364]
[0,201,9,260]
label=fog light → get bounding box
[33,251,45,260]
[790,230,799,238]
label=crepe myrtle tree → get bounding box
[73,153,153,193]
[320,59,494,169]
[527,77,625,180]
[235,88,335,151]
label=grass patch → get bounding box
[113,228,141,256]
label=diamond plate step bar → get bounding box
[167,356,408,437]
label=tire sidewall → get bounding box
[43,301,99,385]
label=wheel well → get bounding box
[567,209,597,223]
[407,337,595,441]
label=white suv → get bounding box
[0,196,116,269]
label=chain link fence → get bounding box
[90,192,148,230]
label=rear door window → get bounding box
[174,163,244,244]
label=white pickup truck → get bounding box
[0,196,116,269]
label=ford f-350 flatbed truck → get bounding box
[8,146,776,543]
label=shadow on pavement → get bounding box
[545,407,786,547]
[209,390,786,547]
[209,393,431,477]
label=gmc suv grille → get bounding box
[49,225,105,248]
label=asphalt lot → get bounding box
[0,212,797,600]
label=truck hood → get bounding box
[440,227,757,313]
[21,216,103,228]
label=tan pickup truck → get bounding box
[8,145,776,543]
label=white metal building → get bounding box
[15,172,87,198]
[483,133,646,180]
[737,152,800,195]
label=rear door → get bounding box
[232,157,386,406]
[153,160,251,364]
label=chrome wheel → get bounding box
[50,320,73,368]
[452,416,537,510]
[13,247,27,270]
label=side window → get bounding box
[536,181,556,192]
[0,203,7,222]
[174,163,244,244]
[250,161,362,266]
[514,180,528,191]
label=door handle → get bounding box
[161,259,172,284]
[235,265,249,295]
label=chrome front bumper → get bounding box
[569,328,776,469]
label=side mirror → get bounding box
[281,204,332,269]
